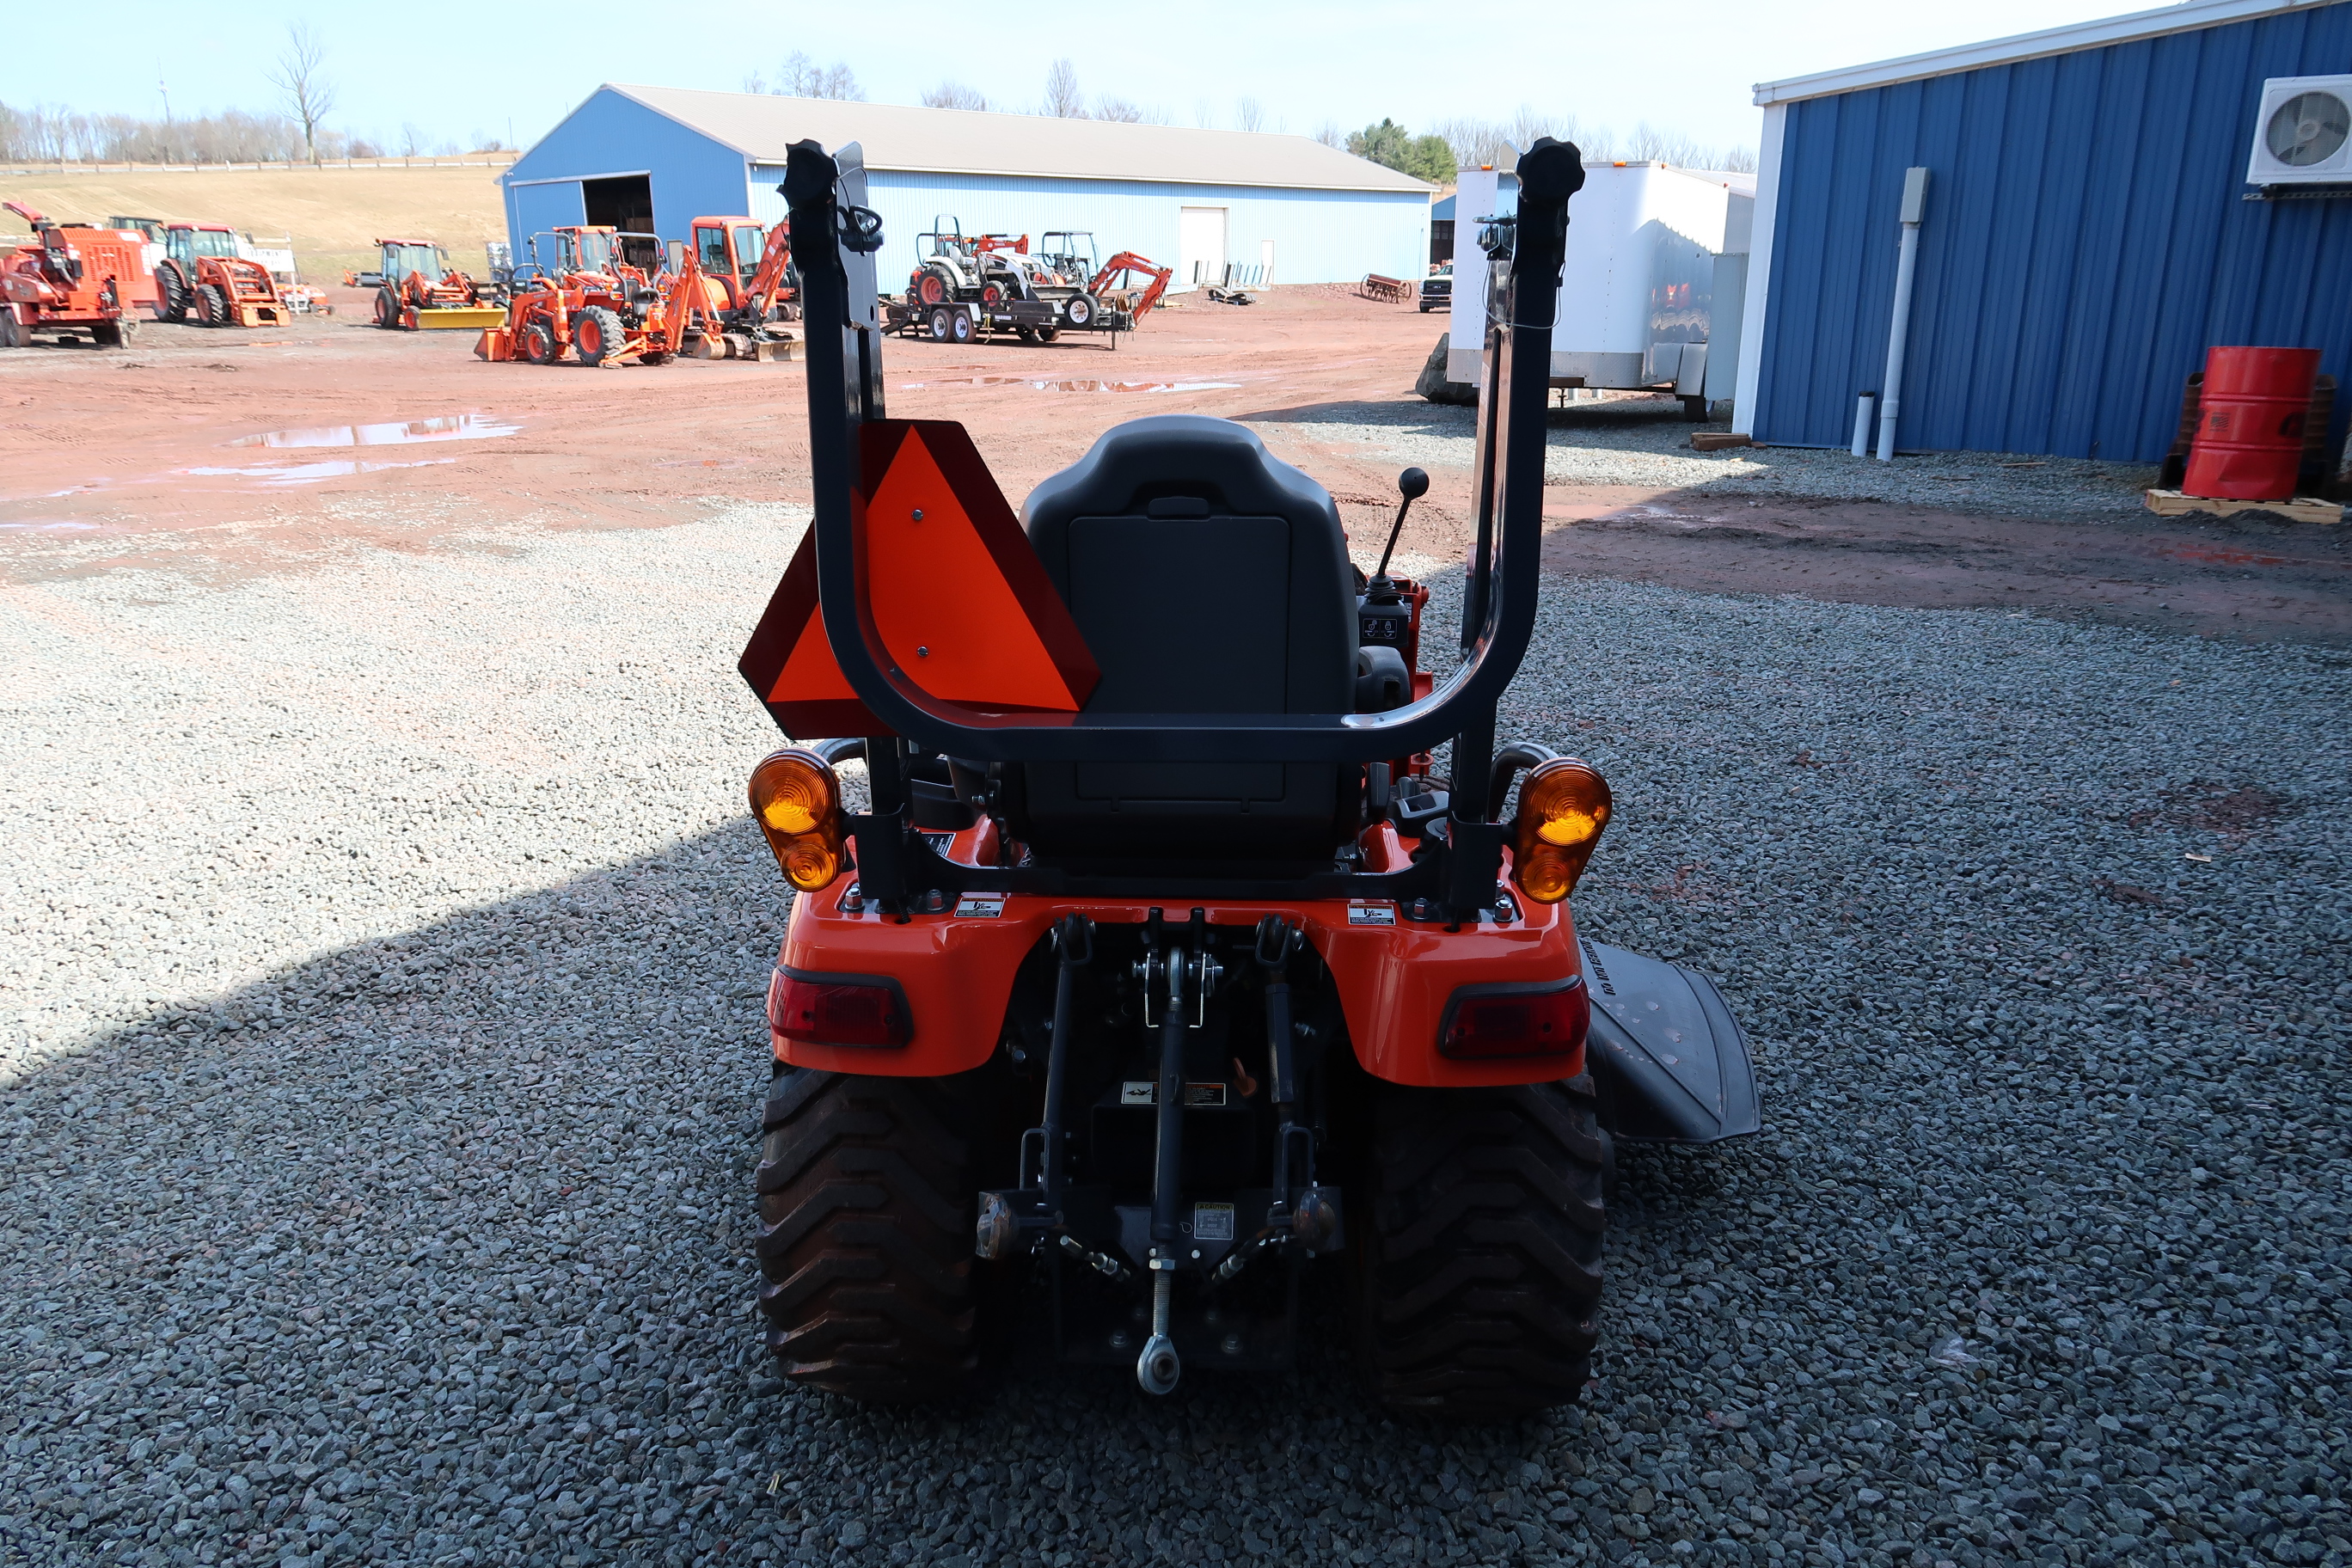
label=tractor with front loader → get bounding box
[0,204,151,348]
[734,138,1758,1418]
[475,226,673,367]
[150,223,286,328]
[370,238,505,332]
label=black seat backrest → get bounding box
[1012,414,1357,867]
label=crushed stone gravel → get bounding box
[1250,399,2164,518]
[3,508,2348,1568]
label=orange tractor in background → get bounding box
[370,238,505,331]
[476,225,674,366]
[152,223,285,328]
[661,215,801,361]
[0,204,151,349]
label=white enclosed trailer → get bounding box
[1446,162,1753,414]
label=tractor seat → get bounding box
[1007,414,1357,871]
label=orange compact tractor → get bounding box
[152,223,285,328]
[663,215,800,360]
[0,204,152,348]
[734,139,1758,1418]
[370,238,505,331]
[476,226,673,366]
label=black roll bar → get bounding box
[780,137,1583,765]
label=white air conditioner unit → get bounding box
[2246,75,2352,184]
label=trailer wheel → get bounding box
[926,306,954,342]
[374,288,402,329]
[1063,294,1096,328]
[1355,1075,1608,1421]
[196,284,230,327]
[950,310,974,344]
[521,320,560,364]
[573,306,626,365]
[754,1067,992,1403]
[1034,327,1059,344]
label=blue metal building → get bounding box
[501,86,1432,293]
[1732,0,2352,460]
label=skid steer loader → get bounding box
[736,138,1758,1420]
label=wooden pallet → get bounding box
[2143,487,2343,524]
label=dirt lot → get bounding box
[3,284,2347,643]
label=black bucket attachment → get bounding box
[1580,939,1760,1144]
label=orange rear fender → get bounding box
[769,830,1582,1088]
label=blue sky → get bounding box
[6,0,2156,156]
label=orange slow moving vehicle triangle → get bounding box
[738,420,1100,738]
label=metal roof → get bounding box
[1754,0,2338,104]
[593,84,1434,195]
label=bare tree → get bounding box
[267,23,337,164]
[922,81,989,112]
[752,52,863,101]
[1312,119,1343,149]
[1094,95,1142,123]
[400,121,425,157]
[1234,96,1267,133]
[1044,58,1086,118]
[1194,96,1216,129]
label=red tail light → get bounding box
[1438,977,1589,1061]
[769,968,911,1048]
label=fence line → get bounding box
[0,158,516,176]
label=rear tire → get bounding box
[375,287,402,328]
[0,309,21,349]
[156,263,189,322]
[573,305,626,364]
[754,1068,988,1403]
[1356,1075,1608,1421]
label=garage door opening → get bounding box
[583,174,654,246]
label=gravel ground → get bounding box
[4,509,2350,1568]
[1249,400,2165,518]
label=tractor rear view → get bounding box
[152,224,285,328]
[371,239,505,332]
[732,138,1760,1420]
[0,205,150,349]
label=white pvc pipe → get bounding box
[1876,167,1930,462]
[1851,393,1876,457]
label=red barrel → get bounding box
[2183,346,2321,500]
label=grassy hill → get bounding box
[0,163,511,281]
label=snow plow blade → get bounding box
[412,305,507,330]
[1578,938,1760,1144]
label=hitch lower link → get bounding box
[971,910,1342,1396]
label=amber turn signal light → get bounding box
[748,750,844,892]
[1510,758,1610,904]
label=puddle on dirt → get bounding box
[223,414,521,449]
[897,377,1240,394]
[181,457,459,487]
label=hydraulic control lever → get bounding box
[1359,467,1430,653]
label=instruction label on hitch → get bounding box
[1118,1082,1229,1106]
[952,895,1006,918]
[1347,902,1398,926]
[1191,1203,1235,1241]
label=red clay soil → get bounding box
[3,283,2346,644]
